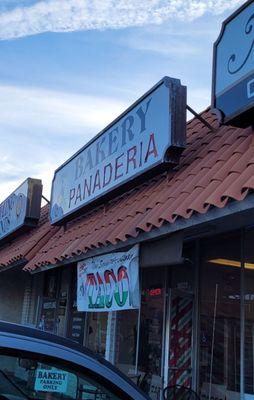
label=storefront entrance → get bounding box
[38,268,70,336]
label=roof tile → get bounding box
[0,205,60,268]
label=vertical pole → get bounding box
[36,272,45,328]
[161,268,167,389]
[83,310,89,347]
[192,240,200,393]
[21,277,32,325]
[252,324,254,393]
[66,268,73,340]
[163,288,172,391]
[63,268,71,338]
[135,268,142,375]
[35,295,41,327]
[208,283,218,400]
[105,311,117,363]
[224,320,229,389]
[134,306,141,375]
[163,265,171,395]
[240,229,245,399]
[55,268,62,335]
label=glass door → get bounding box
[38,268,70,336]
[38,269,58,333]
[137,267,166,400]
[168,289,194,388]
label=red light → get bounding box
[149,288,162,296]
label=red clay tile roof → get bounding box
[0,205,59,268]
[19,109,254,271]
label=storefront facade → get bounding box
[2,3,254,395]
[1,104,254,399]
[23,223,254,400]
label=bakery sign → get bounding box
[0,178,42,242]
[50,77,186,224]
[77,246,140,312]
[212,0,254,127]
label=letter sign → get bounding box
[212,0,254,127]
[50,77,186,224]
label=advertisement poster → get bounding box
[77,245,140,312]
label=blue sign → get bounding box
[50,77,186,224]
[0,178,42,242]
[212,0,254,126]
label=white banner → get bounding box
[77,245,140,312]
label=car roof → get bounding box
[0,320,102,359]
[0,320,118,372]
[0,320,150,399]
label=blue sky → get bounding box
[0,0,244,202]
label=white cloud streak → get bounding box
[0,84,126,133]
[0,0,244,40]
[0,84,127,201]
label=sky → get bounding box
[0,0,245,203]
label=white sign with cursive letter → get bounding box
[77,246,139,312]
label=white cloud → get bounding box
[126,35,200,57]
[0,0,244,40]
[0,84,126,132]
[187,87,211,119]
[0,84,127,202]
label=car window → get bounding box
[0,354,122,400]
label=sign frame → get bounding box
[50,76,186,225]
[212,0,254,127]
[0,177,42,244]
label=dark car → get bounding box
[0,321,150,400]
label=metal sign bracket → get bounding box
[187,105,216,132]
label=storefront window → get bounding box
[85,312,109,357]
[138,267,165,400]
[85,309,139,370]
[114,309,139,376]
[199,232,241,399]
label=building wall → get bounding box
[0,268,33,324]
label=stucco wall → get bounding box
[0,269,32,324]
